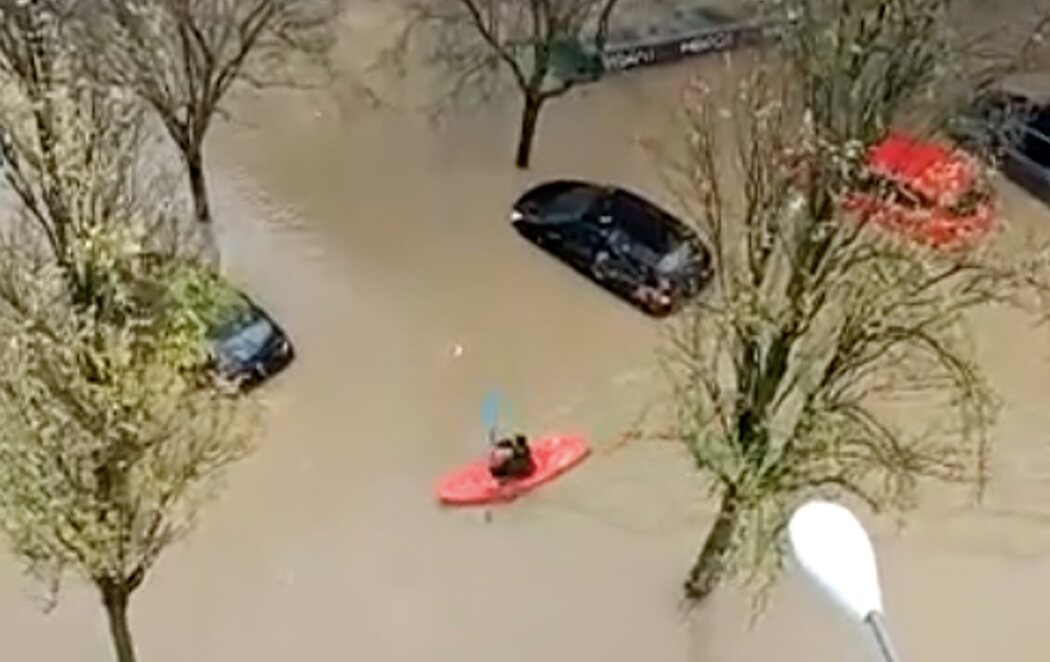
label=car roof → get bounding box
[604,186,698,248]
[867,132,977,203]
[520,179,601,196]
[518,180,609,224]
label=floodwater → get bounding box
[3,2,1050,660]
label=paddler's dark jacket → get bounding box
[491,435,533,478]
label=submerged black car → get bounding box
[209,299,295,389]
[949,74,1050,204]
[511,180,712,315]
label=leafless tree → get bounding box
[398,0,623,168]
[77,0,341,225]
[653,0,1050,606]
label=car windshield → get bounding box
[656,243,693,274]
[214,314,274,363]
[608,227,659,265]
[605,193,678,252]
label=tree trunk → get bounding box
[180,140,221,266]
[184,143,212,225]
[99,581,137,662]
[515,94,543,169]
[684,490,738,603]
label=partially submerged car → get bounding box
[208,294,295,389]
[949,73,1050,205]
[844,132,996,248]
[152,257,295,390]
[511,180,712,315]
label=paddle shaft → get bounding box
[864,611,901,662]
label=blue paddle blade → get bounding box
[480,390,503,432]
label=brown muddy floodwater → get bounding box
[3,3,1050,661]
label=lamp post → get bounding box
[788,500,902,662]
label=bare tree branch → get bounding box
[658,0,1050,607]
[390,0,627,166]
[74,0,341,225]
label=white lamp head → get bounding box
[789,500,884,622]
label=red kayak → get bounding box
[436,435,590,505]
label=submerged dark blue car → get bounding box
[209,300,295,389]
[950,74,1050,205]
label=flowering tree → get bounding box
[0,8,253,658]
[0,219,254,662]
[660,0,1050,605]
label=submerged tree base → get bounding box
[682,494,737,605]
[683,569,720,604]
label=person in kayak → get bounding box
[488,433,535,481]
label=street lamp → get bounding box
[788,500,902,662]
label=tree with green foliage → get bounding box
[657,0,1050,605]
[0,218,254,662]
[0,11,253,650]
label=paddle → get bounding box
[480,389,505,445]
[480,389,507,519]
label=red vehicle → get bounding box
[844,132,996,248]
